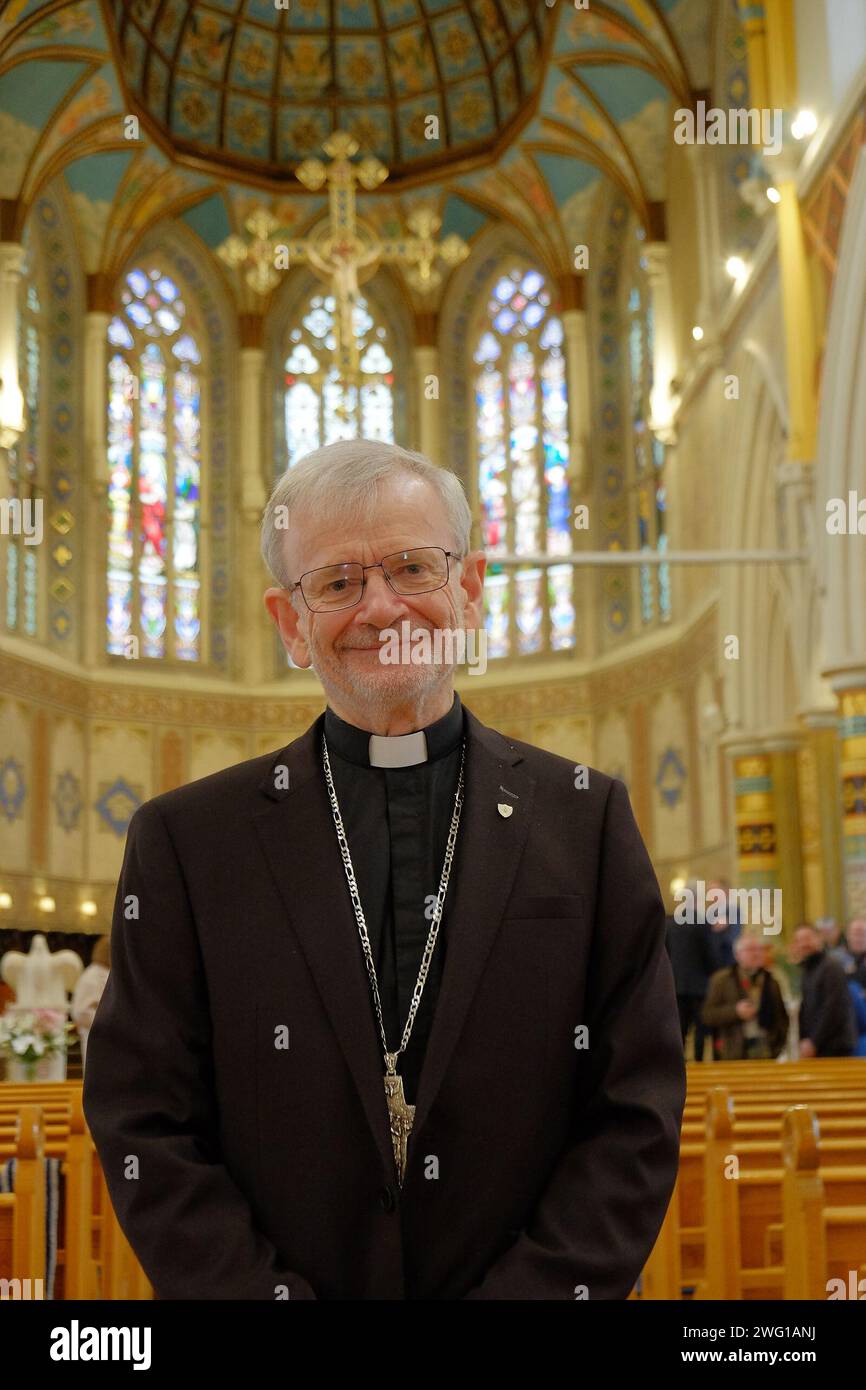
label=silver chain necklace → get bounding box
[322,732,466,1186]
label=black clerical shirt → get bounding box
[322,692,465,1108]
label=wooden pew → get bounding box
[642,1062,866,1299]
[700,1087,866,1298]
[0,1104,46,1299]
[0,1081,152,1299]
[782,1106,866,1299]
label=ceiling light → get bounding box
[791,110,818,140]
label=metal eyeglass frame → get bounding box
[288,546,464,613]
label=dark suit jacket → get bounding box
[664,916,718,997]
[799,951,858,1057]
[82,706,685,1300]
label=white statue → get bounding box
[1,933,83,1009]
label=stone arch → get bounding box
[719,339,800,735]
[816,143,866,679]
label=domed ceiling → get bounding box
[108,0,550,185]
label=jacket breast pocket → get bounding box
[503,893,586,922]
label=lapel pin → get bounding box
[497,802,514,818]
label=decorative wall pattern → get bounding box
[38,189,81,656]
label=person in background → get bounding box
[701,932,788,1060]
[830,918,866,987]
[706,878,741,968]
[665,880,718,1062]
[790,923,857,1059]
[72,935,110,1069]
[816,918,842,951]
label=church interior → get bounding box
[1,0,865,1306]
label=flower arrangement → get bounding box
[0,1009,76,1080]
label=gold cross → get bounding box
[289,132,468,382]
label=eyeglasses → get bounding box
[289,546,461,613]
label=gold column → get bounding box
[765,737,805,932]
[796,710,844,923]
[728,744,782,922]
[835,682,866,918]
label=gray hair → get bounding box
[260,439,473,587]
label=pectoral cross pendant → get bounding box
[384,1052,415,1187]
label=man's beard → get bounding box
[304,620,457,722]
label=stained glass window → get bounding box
[106,266,202,660]
[474,266,574,657]
[626,235,670,626]
[283,292,395,469]
[7,251,41,637]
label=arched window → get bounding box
[283,290,395,469]
[473,265,573,659]
[6,240,42,638]
[106,266,203,661]
[626,234,670,627]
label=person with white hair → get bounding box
[84,439,685,1301]
[701,932,788,1060]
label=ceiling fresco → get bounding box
[0,0,717,288]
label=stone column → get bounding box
[643,237,678,442]
[556,272,589,493]
[238,313,269,685]
[0,240,25,492]
[685,139,723,351]
[413,310,440,463]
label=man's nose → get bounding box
[353,565,407,623]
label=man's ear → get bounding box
[458,550,486,631]
[263,588,312,667]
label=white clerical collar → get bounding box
[368,730,428,767]
[322,695,463,768]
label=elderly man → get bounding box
[701,933,788,1060]
[83,439,685,1300]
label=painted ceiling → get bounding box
[0,0,722,289]
[108,0,549,182]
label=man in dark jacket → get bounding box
[82,439,685,1301]
[665,884,718,1061]
[701,933,789,1059]
[792,924,857,1058]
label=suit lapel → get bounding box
[250,706,537,1176]
[251,714,395,1175]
